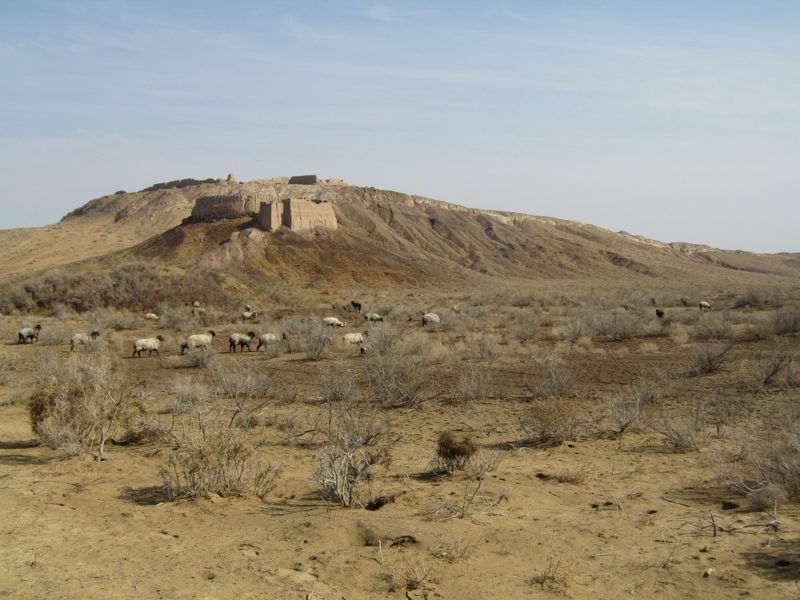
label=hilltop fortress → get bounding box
[189,174,338,232]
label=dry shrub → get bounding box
[161,409,281,500]
[472,334,502,360]
[510,313,540,343]
[449,363,494,404]
[668,323,690,346]
[694,312,733,340]
[772,307,800,335]
[604,376,662,437]
[747,483,789,511]
[742,349,793,391]
[0,353,18,385]
[559,315,594,342]
[688,344,731,376]
[525,357,578,400]
[554,465,591,484]
[431,535,477,563]
[167,379,211,415]
[432,431,477,473]
[318,362,357,403]
[650,401,709,452]
[520,398,580,445]
[280,316,315,353]
[594,311,640,341]
[305,322,332,360]
[313,400,395,507]
[88,307,140,331]
[368,323,398,356]
[383,560,432,592]
[529,556,574,593]
[366,354,433,409]
[716,406,800,502]
[209,361,271,426]
[28,351,137,459]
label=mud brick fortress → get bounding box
[189,175,338,232]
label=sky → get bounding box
[0,1,798,252]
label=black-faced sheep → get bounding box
[343,331,368,344]
[70,331,100,351]
[350,300,362,313]
[655,309,665,319]
[180,330,216,354]
[229,331,257,352]
[323,317,346,328]
[256,333,282,351]
[133,335,165,357]
[241,311,258,321]
[17,325,41,344]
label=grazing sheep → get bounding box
[364,312,383,322]
[655,309,665,319]
[323,317,346,328]
[241,310,258,321]
[350,300,362,313]
[421,313,440,326]
[180,330,216,354]
[343,331,368,344]
[17,324,42,344]
[699,301,712,310]
[229,331,257,352]
[623,303,638,313]
[359,346,368,355]
[681,298,689,307]
[452,305,462,313]
[144,312,159,321]
[132,335,165,358]
[192,301,201,309]
[70,331,100,351]
[256,333,282,351]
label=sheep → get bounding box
[343,331,368,344]
[421,313,440,326]
[350,300,362,313]
[180,330,216,354]
[192,301,201,309]
[70,331,100,351]
[623,303,638,313]
[17,324,42,344]
[364,312,383,322]
[681,298,689,307]
[323,317,346,328]
[256,333,282,351]
[699,301,712,310]
[132,335,164,358]
[241,311,258,321]
[144,312,159,321]
[655,309,665,319]
[359,346,368,355]
[229,331,257,353]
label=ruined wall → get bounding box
[257,198,337,232]
[192,191,276,221]
[288,174,318,185]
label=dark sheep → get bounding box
[655,309,665,319]
[350,300,362,313]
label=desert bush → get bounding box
[168,379,211,415]
[449,363,494,404]
[525,357,578,400]
[554,465,591,484]
[772,307,800,335]
[694,312,733,340]
[0,353,18,385]
[209,361,271,426]
[594,311,639,341]
[742,349,793,391]
[509,313,540,343]
[431,431,477,473]
[280,316,315,353]
[747,483,789,511]
[559,315,595,342]
[366,354,434,408]
[668,323,690,346]
[519,398,580,445]
[28,351,137,459]
[472,334,502,360]
[431,535,477,563]
[604,376,662,437]
[734,289,768,309]
[318,363,357,403]
[528,556,574,593]
[313,400,395,507]
[650,401,709,452]
[161,409,281,500]
[367,323,398,356]
[688,344,731,376]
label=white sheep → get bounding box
[699,301,712,310]
[132,335,165,358]
[364,312,384,322]
[421,313,441,326]
[229,331,257,352]
[343,332,368,344]
[323,317,346,328]
[180,330,216,354]
[241,311,258,321]
[70,331,100,351]
[256,333,284,351]
[17,324,42,344]
[144,312,159,321]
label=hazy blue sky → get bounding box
[1,1,797,252]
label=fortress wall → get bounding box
[284,199,337,231]
[258,200,284,231]
[192,192,276,221]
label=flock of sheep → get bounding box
[13,299,444,360]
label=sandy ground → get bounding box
[1,316,798,600]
